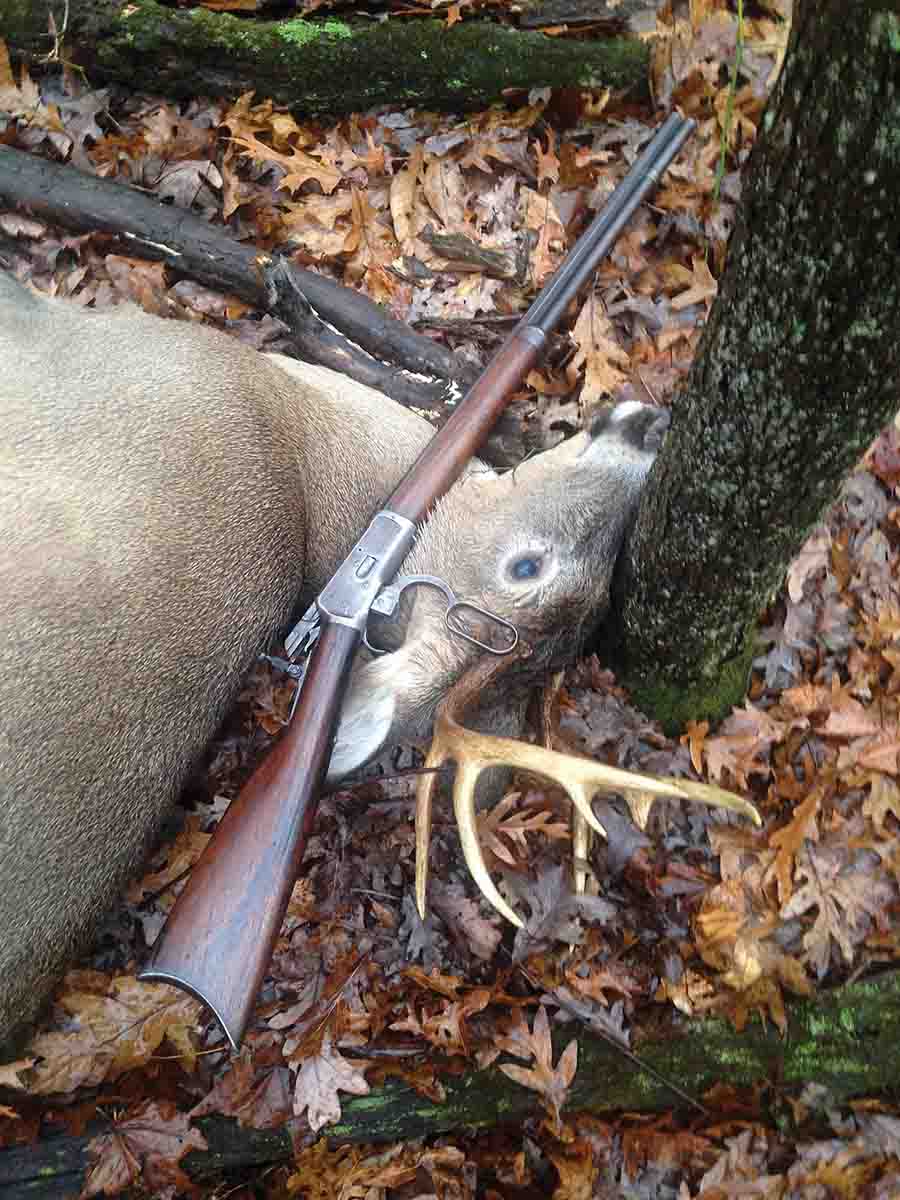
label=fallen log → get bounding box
[0,0,651,119]
[3,968,899,1199]
[0,144,540,464]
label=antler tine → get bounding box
[571,808,591,901]
[416,650,529,922]
[415,654,762,926]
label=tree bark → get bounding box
[614,0,900,730]
[0,0,649,119]
[4,967,900,1198]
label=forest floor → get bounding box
[6,1,900,1197]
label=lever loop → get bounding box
[446,601,518,655]
[363,573,518,657]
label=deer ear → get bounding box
[326,650,404,781]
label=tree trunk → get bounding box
[614,0,900,730]
[0,0,650,119]
[4,967,900,1199]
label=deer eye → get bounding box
[509,555,543,581]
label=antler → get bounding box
[415,655,761,927]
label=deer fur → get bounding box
[0,270,666,1046]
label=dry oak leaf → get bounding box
[670,254,717,311]
[344,185,398,280]
[430,879,504,961]
[477,791,569,866]
[690,1128,782,1198]
[781,681,835,715]
[0,1057,34,1089]
[856,736,900,775]
[787,525,830,604]
[422,987,492,1056]
[864,773,900,835]
[190,1047,292,1129]
[422,156,468,229]
[230,130,342,195]
[291,1030,370,1133]
[82,1099,207,1199]
[497,1005,577,1130]
[533,128,561,186]
[521,186,566,285]
[768,789,820,905]
[389,143,423,245]
[704,702,792,787]
[547,1136,599,1200]
[682,719,709,774]
[25,976,202,1094]
[821,696,884,739]
[781,845,895,977]
[403,965,465,999]
[0,39,63,131]
[568,296,629,407]
[127,818,210,904]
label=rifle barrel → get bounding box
[523,112,694,334]
[140,113,695,1050]
[388,112,694,524]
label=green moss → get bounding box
[20,0,646,118]
[274,19,320,46]
[275,18,352,45]
[625,634,755,736]
[876,11,900,52]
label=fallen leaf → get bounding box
[82,1100,206,1198]
[290,1031,370,1133]
[768,790,820,904]
[864,773,900,835]
[498,1006,577,1131]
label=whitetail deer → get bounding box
[0,270,755,1047]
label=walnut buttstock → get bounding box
[139,621,359,1050]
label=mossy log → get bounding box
[4,969,900,1198]
[0,0,650,119]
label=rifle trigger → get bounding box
[257,653,311,725]
[284,602,321,658]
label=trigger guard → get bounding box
[363,574,458,655]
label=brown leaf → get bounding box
[497,1006,577,1130]
[421,988,491,1055]
[0,1058,34,1089]
[230,130,341,195]
[669,254,717,310]
[477,791,568,866]
[682,719,709,774]
[568,296,629,406]
[864,773,900,835]
[822,697,884,738]
[781,846,896,977]
[704,702,790,786]
[82,1100,207,1198]
[533,128,560,187]
[291,1031,370,1133]
[857,737,900,775]
[521,187,566,286]
[190,1047,292,1129]
[26,976,202,1094]
[389,144,422,244]
[768,790,820,904]
[422,157,467,229]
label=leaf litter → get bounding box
[3,1,900,1194]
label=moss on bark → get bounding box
[0,0,649,117]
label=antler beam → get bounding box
[415,655,761,926]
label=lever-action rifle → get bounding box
[140,112,696,1051]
